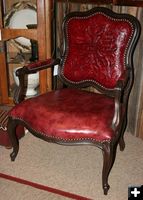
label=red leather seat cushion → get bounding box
[10,89,115,142]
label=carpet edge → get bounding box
[0,172,91,200]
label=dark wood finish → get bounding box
[7,117,19,161]
[58,0,113,3]
[116,0,143,7]
[102,142,117,195]
[57,0,143,6]
[57,0,143,7]
[13,59,60,104]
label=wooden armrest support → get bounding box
[111,68,131,131]
[112,82,122,131]
[13,58,61,104]
[117,68,131,89]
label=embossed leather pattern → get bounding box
[62,13,133,88]
[10,89,115,142]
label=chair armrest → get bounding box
[111,68,131,131]
[111,81,122,131]
[16,58,61,75]
[13,58,60,104]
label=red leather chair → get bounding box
[7,7,140,195]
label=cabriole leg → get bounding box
[119,116,127,151]
[102,142,117,195]
[119,135,125,151]
[7,117,19,161]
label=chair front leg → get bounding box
[102,142,117,195]
[119,115,127,151]
[7,117,19,161]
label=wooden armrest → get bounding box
[16,58,61,75]
[13,58,60,104]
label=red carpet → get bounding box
[0,173,91,200]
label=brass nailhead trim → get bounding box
[61,11,134,89]
[9,116,111,144]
